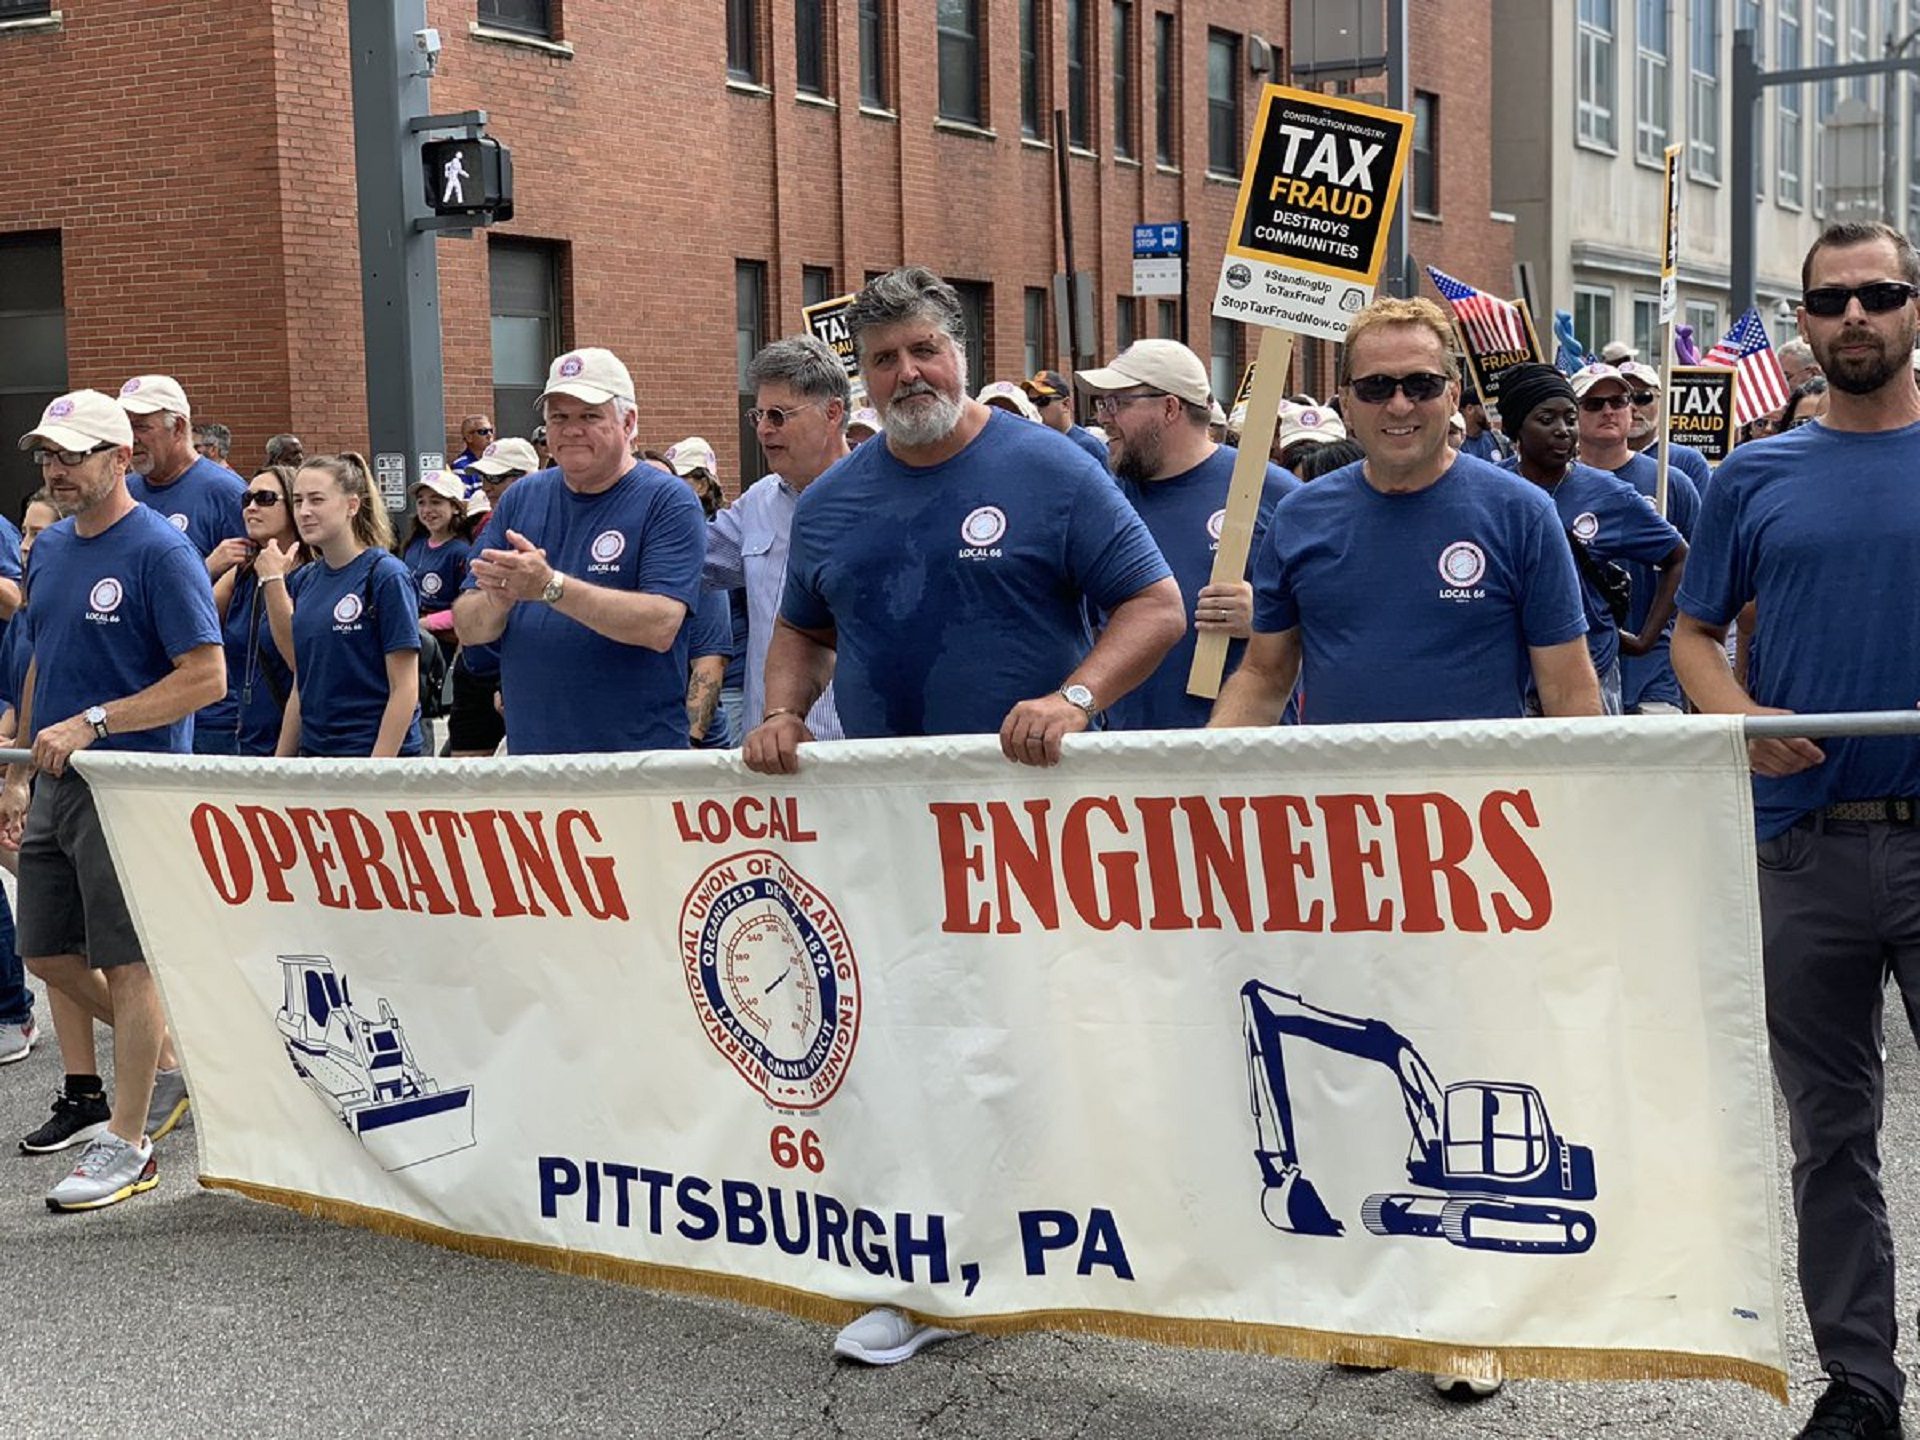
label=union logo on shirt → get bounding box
[167,513,190,533]
[958,506,1008,559]
[420,573,443,597]
[87,578,125,622]
[333,594,364,625]
[1207,508,1227,544]
[1437,540,1488,600]
[589,529,627,566]
[1570,511,1600,543]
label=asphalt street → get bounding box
[0,965,1912,1440]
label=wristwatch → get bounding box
[1058,683,1097,718]
[85,705,109,740]
[540,572,567,604]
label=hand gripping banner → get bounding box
[78,719,1785,1398]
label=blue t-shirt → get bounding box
[1459,429,1510,463]
[1066,424,1111,469]
[1109,446,1300,730]
[1607,451,1701,709]
[1251,454,1587,723]
[26,506,221,754]
[689,589,736,750]
[402,532,471,615]
[1667,442,1713,495]
[1677,419,1920,839]
[782,410,1172,739]
[462,463,707,755]
[1503,459,1682,677]
[0,600,31,714]
[224,566,297,756]
[128,456,246,557]
[0,515,23,653]
[287,549,423,757]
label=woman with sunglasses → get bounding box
[277,454,422,758]
[1500,364,1688,715]
[209,466,307,755]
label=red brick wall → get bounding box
[0,2,1523,488]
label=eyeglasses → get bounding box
[1628,391,1659,406]
[29,442,115,467]
[242,489,283,508]
[1032,394,1064,408]
[1091,390,1168,417]
[1784,413,1822,430]
[1802,281,1918,317]
[1348,372,1450,404]
[1579,394,1633,412]
[745,402,824,429]
[468,425,495,436]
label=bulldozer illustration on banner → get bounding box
[274,955,476,1172]
[1242,982,1598,1255]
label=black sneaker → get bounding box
[1797,1366,1903,1439]
[20,1088,112,1155]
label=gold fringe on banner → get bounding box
[202,1175,1787,1404]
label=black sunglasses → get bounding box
[242,489,283,508]
[1802,281,1918,317]
[1349,372,1450,404]
[1580,394,1632,412]
[1628,391,1658,406]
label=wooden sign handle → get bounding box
[1187,325,1295,699]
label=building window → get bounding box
[1112,2,1136,158]
[1635,0,1669,162]
[938,0,983,125]
[1573,284,1615,355]
[1688,1,1721,181]
[802,266,836,309]
[1778,1,1803,205]
[477,0,550,38]
[737,261,769,480]
[1207,29,1241,175]
[1847,0,1869,102]
[1116,296,1138,350]
[1068,0,1092,147]
[1209,316,1239,409]
[0,232,67,519]
[952,280,989,390]
[1020,0,1043,137]
[1685,300,1720,345]
[1154,12,1176,166]
[797,0,829,96]
[728,0,762,83]
[1577,0,1617,149]
[1814,0,1837,119]
[1632,293,1661,362]
[1411,91,1439,216]
[1157,298,1178,338]
[1024,287,1049,375]
[859,0,889,107]
[0,0,56,16]
[489,238,563,438]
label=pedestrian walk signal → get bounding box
[422,136,513,222]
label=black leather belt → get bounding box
[1823,798,1920,824]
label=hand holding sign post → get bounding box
[1190,85,1413,698]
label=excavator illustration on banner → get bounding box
[274,955,476,1172]
[1242,982,1598,1255]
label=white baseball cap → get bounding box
[1077,339,1214,407]
[465,488,493,518]
[847,407,883,435]
[469,437,541,476]
[538,347,635,407]
[117,374,192,419]
[663,436,718,477]
[1279,401,1347,447]
[1618,361,1663,392]
[414,470,467,502]
[1571,362,1632,398]
[977,381,1042,422]
[18,390,134,454]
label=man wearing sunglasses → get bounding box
[1021,370,1112,468]
[1571,363,1702,717]
[1076,339,1299,730]
[3,390,224,1209]
[1619,361,1714,499]
[1212,296,1600,733]
[1674,222,1920,1440]
[449,413,495,486]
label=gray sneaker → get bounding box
[0,1018,34,1066]
[45,1133,158,1212]
[145,1068,189,1142]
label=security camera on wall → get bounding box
[413,27,442,76]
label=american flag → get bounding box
[1705,308,1790,425]
[1425,264,1530,356]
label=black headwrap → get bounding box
[1495,363,1577,437]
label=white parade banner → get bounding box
[78,720,1785,1398]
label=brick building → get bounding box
[0,0,1505,512]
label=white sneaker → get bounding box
[0,1018,34,1065]
[1433,1373,1503,1399]
[832,1307,960,1365]
[45,1132,158,1212]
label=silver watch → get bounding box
[85,705,109,739]
[1059,683,1097,717]
[540,572,567,604]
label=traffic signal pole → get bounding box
[348,0,449,507]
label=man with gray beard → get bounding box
[745,269,1184,1368]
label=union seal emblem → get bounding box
[1437,540,1487,588]
[1207,508,1226,541]
[558,354,584,378]
[47,399,73,420]
[1571,511,1600,543]
[420,573,443,596]
[681,851,861,1111]
[89,578,124,613]
[590,529,626,564]
[333,594,364,624]
[960,505,1007,548]
[168,513,190,532]
[119,379,141,397]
